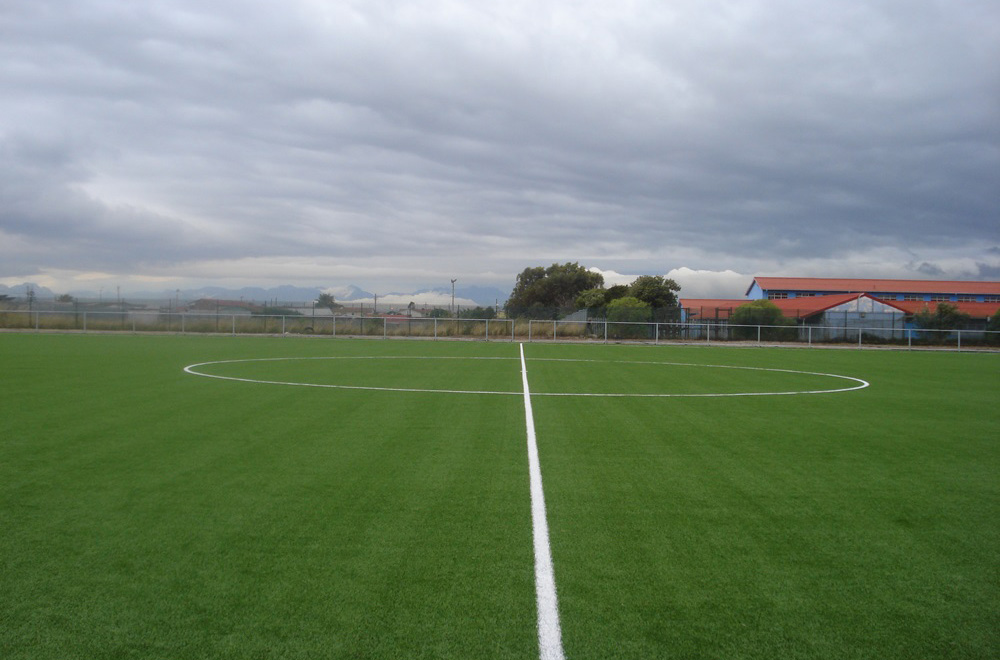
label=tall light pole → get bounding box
[450,279,457,317]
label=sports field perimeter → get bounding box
[1,333,997,659]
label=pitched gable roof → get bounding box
[749,277,1000,296]
[679,299,747,320]
[878,299,1000,319]
[683,294,911,320]
[767,293,909,319]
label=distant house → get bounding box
[681,277,1000,339]
[745,277,1000,321]
[678,299,743,322]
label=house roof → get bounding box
[748,277,1000,296]
[686,294,999,320]
[874,299,1000,319]
[680,299,747,320]
[767,293,911,319]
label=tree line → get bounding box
[503,262,680,321]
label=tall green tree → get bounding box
[606,296,652,338]
[730,299,796,340]
[606,296,651,322]
[605,285,630,303]
[505,262,604,317]
[628,275,680,308]
[575,288,608,310]
[913,303,971,330]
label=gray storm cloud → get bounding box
[1,0,997,296]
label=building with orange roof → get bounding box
[681,277,1000,340]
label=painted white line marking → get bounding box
[183,356,870,398]
[521,344,566,660]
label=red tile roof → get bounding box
[749,277,1000,296]
[680,299,746,319]
[873,299,1000,319]
[767,293,912,319]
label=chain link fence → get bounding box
[1,309,998,349]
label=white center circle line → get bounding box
[182,356,870,397]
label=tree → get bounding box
[56,294,75,303]
[575,288,608,310]
[316,292,341,311]
[459,306,496,319]
[428,308,450,318]
[987,313,1000,345]
[606,297,652,338]
[730,300,796,340]
[605,285,629,303]
[913,303,971,330]
[505,262,604,317]
[607,296,651,322]
[628,275,680,308]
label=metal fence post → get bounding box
[383,317,387,339]
[552,320,556,341]
[604,321,607,343]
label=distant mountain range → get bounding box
[0,283,56,298]
[1,282,508,307]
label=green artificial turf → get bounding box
[0,335,535,659]
[1,334,997,659]
[527,343,999,659]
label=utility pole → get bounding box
[451,279,457,317]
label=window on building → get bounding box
[958,295,976,302]
[930,295,950,302]
[984,295,1000,303]
[903,294,921,301]
[767,292,788,300]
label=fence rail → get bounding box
[1,310,997,349]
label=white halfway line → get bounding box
[520,343,566,660]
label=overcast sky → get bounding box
[2,0,998,300]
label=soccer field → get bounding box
[1,333,997,659]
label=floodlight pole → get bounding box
[450,279,457,317]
